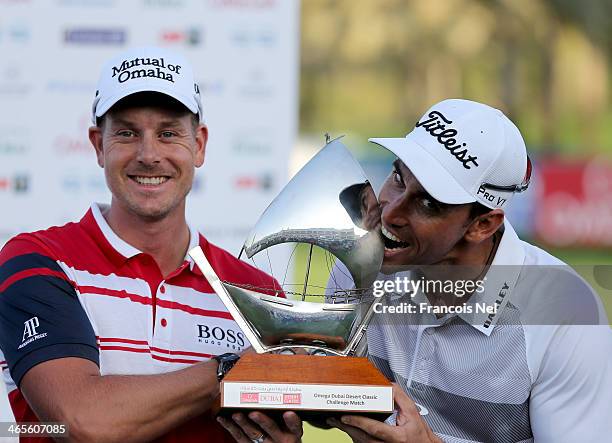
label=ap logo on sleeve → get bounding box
[18,316,47,349]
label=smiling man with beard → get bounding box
[0,47,288,443]
[220,99,612,443]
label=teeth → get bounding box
[134,176,168,185]
[381,225,410,250]
[381,225,402,242]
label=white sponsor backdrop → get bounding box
[0,0,299,424]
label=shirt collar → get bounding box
[91,203,141,259]
[459,219,526,335]
[90,202,201,269]
[405,220,526,335]
[186,223,202,273]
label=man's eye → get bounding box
[392,171,403,185]
[420,198,439,211]
[117,130,135,137]
[160,131,175,138]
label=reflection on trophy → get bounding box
[189,138,393,417]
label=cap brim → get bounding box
[369,137,475,205]
[95,81,199,119]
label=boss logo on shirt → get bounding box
[197,324,246,351]
[18,316,48,350]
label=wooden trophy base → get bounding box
[218,353,393,420]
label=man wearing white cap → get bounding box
[0,47,296,442]
[319,99,612,442]
[224,99,611,443]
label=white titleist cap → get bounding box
[91,46,204,124]
[370,99,531,209]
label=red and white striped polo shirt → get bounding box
[0,203,281,442]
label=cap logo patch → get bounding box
[476,185,507,207]
[111,57,181,84]
[415,110,479,170]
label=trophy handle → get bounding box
[188,246,266,354]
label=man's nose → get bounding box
[381,195,409,228]
[136,133,161,164]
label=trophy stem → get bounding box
[302,244,314,301]
[344,299,378,356]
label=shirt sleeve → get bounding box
[526,324,612,443]
[0,236,99,387]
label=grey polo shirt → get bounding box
[327,221,612,443]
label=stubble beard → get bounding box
[110,177,193,223]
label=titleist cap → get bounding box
[91,46,204,124]
[370,98,531,209]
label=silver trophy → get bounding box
[189,138,383,357]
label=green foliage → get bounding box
[300,0,612,155]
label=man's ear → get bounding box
[194,124,208,168]
[89,126,104,168]
[464,209,504,244]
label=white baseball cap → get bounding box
[370,99,531,209]
[91,46,204,125]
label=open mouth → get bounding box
[381,225,410,250]
[128,175,170,186]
